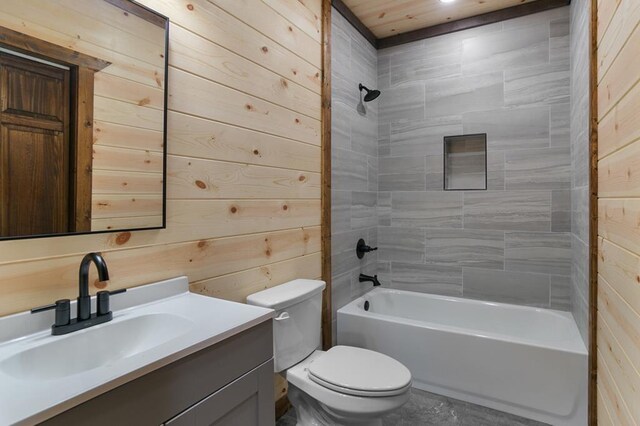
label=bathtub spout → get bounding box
[359,274,381,287]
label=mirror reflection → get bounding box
[0,0,168,240]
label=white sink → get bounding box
[0,276,274,425]
[1,313,194,381]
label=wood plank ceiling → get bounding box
[342,0,538,38]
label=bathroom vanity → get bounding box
[45,321,274,426]
[0,277,275,425]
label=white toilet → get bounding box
[247,279,411,426]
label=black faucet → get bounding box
[78,252,110,320]
[31,252,126,335]
[359,273,382,287]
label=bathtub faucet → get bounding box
[359,274,381,287]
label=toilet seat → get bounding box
[308,346,412,397]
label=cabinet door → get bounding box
[166,360,274,426]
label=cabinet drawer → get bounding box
[166,359,274,426]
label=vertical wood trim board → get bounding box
[596,0,640,424]
[0,0,324,330]
[321,0,332,352]
[588,0,598,423]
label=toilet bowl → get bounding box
[247,279,411,426]
[287,348,411,425]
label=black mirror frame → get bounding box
[0,0,169,241]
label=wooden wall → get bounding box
[596,0,640,423]
[0,0,323,329]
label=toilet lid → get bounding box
[308,346,411,397]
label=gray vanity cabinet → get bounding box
[42,320,274,426]
[165,360,273,426]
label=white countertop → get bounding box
[0,276,274,425]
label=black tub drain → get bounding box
[364,300,370,311]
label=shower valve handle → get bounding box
[356,238,378,259]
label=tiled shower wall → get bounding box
[375,7,573,309]
[330,7,378,339]
[569,0,590,342]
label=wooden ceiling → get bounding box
[341,0,539,38]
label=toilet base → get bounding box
[288,384,383,426]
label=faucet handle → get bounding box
[54,299,71,326]
[31,303,57,314]
[31,299,71,327]
[97,288,127,316]
[356,239,379,259]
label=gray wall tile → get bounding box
[571,186,589,243]
[463,107,550,151]
[332,147,368,191]
[550,17,570,64]
[505,147,571,190]
[332,102,352,151]
[380,83,425,123]
[378,191,391,226]
[504,61,570,107]
[390,262,463,296]
[379,156,426,191]
[502,6,569,30]
[368,156,378,191]
[377,261,392,285]
[390,116,462,157]
[332,271,352,321]
[390,42,462,86]
[461,24,549,74]
[426,155,444,189]
[392,192,463,228]
[425,229,505,269]
[379,173,426,191]
[550,103,571,147]
[552,189,571,232]
[463,268,550,307]
[351,191,377,229]
[505,232,571,275]
[378,226,426,263]
[464,191,551,231]
[352,114,378,157]
[378,122,391,156]
[332,228,368,255]
[425,72,504,117]
[487,151,506,190]
[331,190,351,234]
[571,234,589,302]
[551,275,571,310]
[379,156,425,174]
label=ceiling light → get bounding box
[440,0,456,3]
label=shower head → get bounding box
[359,83,381,102]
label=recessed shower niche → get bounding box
[443,134,487,191]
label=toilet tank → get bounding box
[247,279,326,372]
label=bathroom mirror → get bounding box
[0,0,168,240]
[443,134,487,191]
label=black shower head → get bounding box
[359,83,381,102]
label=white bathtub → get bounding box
[337,288,587,426]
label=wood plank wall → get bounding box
[595,0,640,423]
[0,0,323,326]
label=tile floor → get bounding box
[276,388,548,426]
